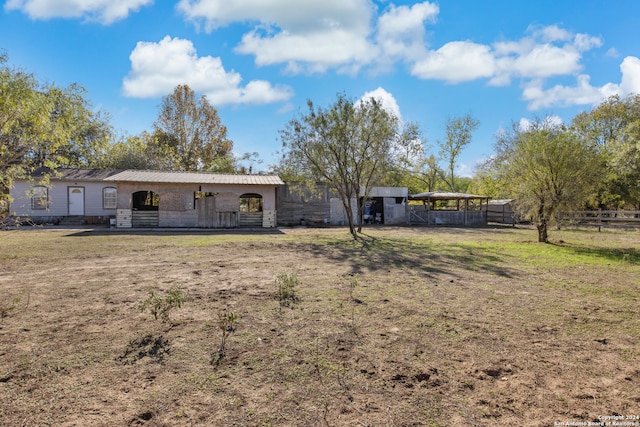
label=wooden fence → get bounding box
[558,210,640,230]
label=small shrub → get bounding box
[139,286,186,325]
[276,272,299,307]
[211,310,239,366]
[346,273,359,301]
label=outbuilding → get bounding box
[408,191,490,226]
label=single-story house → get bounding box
[9,168,284,228]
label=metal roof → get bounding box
[104,170,284,185]
[409,191,491,201]
[32,168,123,181]
[488,199,515,205]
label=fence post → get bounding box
[557,210,562,230]
[598,208,602,232]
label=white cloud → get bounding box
[533,24,573,43]
[174,3,623,112]
[606,48,619,58]
[122,36,293,105]
[620,56,640,95]
[411,41,496,83]
[177,0,370,32]
[573,33,602,52]
[376,2,439,63]
[522,75,619,110]
[4,0,152,24]
[236,27,375,74]
[489,27,600,86]
[178,0,378,74]
[360,87,402,121]
[509,44,582,79]
[521,56,640,110]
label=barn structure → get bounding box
[9,168,283,228]
[485,199,516,224]
[408,191,491,226]
[276,183,408,226]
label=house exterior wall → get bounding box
[9,179,117,223]
[115,182,278,228]
[9,174,279,228]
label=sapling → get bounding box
[211,310,239,366]
[276,272,299,308]
[139,286,186,325]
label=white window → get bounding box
[103,187,117,209]
[31,186,48,210]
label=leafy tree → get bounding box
[490,118,601,243]
[572,94,640,149]
[278,93,411,238]
[1,54,111,209]
[98,133,157,170]
[383,122,423,185]
[609,121,640,209]
[152,84,234,172]
[467,160,509,198]
[415,154,445,192]
[572,94,640,208]
[438,114,479,192]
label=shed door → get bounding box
[197,194,216,228]
[68,187,85,215]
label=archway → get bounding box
[132,190,159,227]
[239,193,263,227]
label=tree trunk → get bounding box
[537,220,548,243]
[356,197,363,233]
[342,197,357,239]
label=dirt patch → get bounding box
[0,226,638,426]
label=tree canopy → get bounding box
[152,84,234,172]
[277,93,418,238]
[490,118,601,242]
[1,54,112,201]
[572,94,640,209]
[438,114,479,192]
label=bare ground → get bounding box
[0,226,639,426]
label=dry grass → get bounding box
[0,225,639,426]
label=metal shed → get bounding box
[485,199,516,224]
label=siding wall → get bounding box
[10,179,279,228]
[10,180,117,219]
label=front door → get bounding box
[68,187,85,215]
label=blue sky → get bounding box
[2,1,640,175]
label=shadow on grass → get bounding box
[294,233,516,278]
[65,227,285,237]
[118,334,170,365]
[552,242,640,265]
